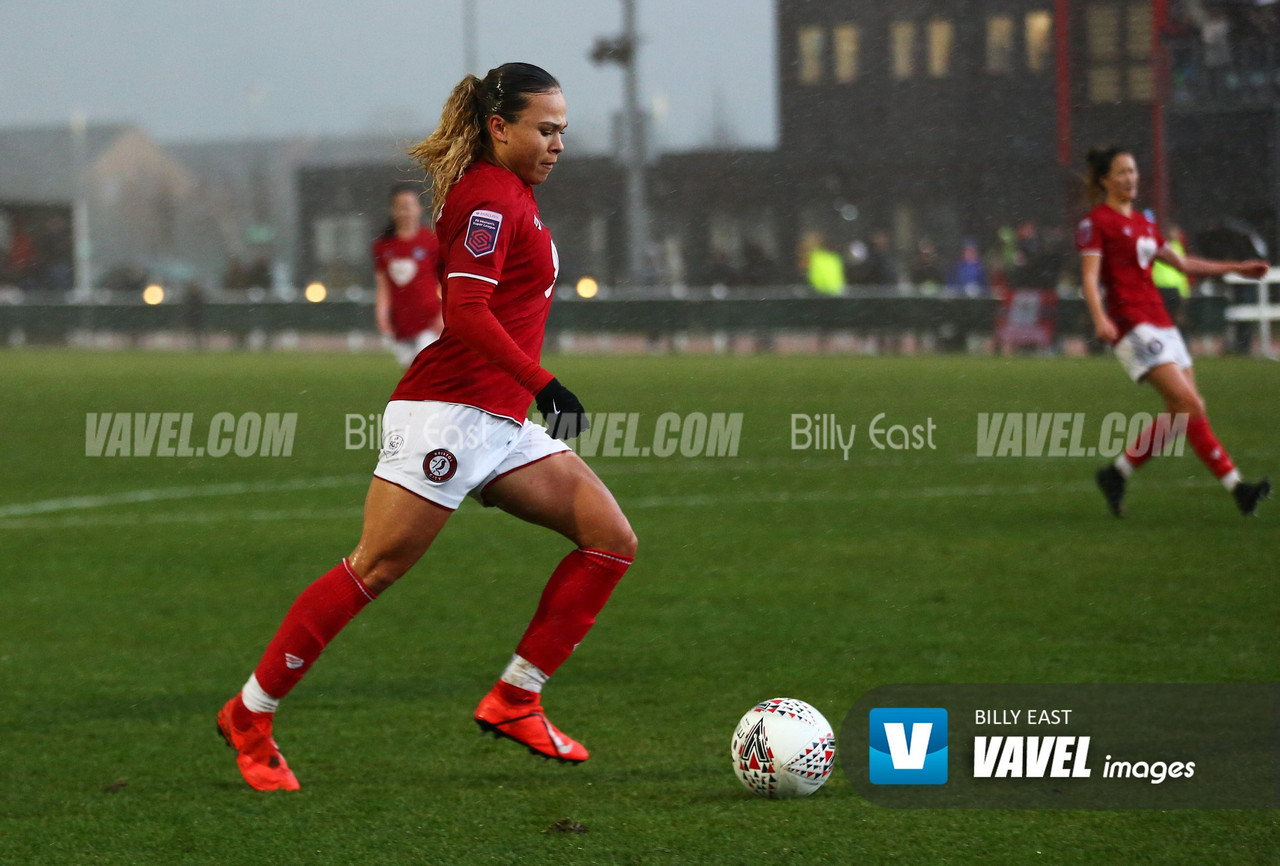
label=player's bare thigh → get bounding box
[483,451,637,556]
[347,476,453,594]
[1144,362,1205,417]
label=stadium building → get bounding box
[777,0,1280,261]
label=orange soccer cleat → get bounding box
[474,686,589,764]
[216,694,300,791]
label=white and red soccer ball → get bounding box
[730,697,836,798]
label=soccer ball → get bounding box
[730,697,836,798]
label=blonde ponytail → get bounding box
[408,76,488,222]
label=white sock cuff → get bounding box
[241,673,280,714]
[498,654,549,694]
[1114,455,1134,479]
[1220,468,1242,491]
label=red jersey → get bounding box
[372,227,442,339]
[1076,203,1172,338]
[390,160,559,423]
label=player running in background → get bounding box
[218,63,637,791]
[373,182,444,367]
[1080,146,1271,517]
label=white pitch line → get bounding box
[0,477,1214,530]
[620,479,1213,510]
[0,459,864,519]
[0,474,369,519]
[0,507,366,530]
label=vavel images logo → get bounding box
[868,708,949,784]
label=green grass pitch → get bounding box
[1,350,1276,865]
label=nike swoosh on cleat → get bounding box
[543,717,573,754]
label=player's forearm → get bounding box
[445,280,553,392]
[1081,278,1108,325]
[374,278,393,333]
[1180,256,1252,278]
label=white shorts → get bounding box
[372,400,570,510]
[392,329,440,367]
[1114,323,1192,383]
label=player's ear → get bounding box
[488,114,508,145]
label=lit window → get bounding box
[987,16,1015,73]
[891,21,916,79]
[928,19,954,78]
[1086,3,1120,102]
[1127,65,1154,101]
[1088,67,1122,103]
[1086,4,1120,61]
[1086,2,1150,102]
[1127,2,1152,60]
[314,215,369,264]
[798,25,825,85]
[1026,11,1053,72]
[834,24,860,83]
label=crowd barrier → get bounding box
[0,294,1229,346]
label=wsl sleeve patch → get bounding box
[464,209,503,257]
[1075,218,1096,251]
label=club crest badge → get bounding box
[423,448,458,483]
[465,209,503,257]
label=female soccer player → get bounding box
[1079,146,1271,517]
[218,63,637,791]
[372,182,444,367]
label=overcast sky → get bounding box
[0,0,777,154]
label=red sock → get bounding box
[514,548,633,678]
[1123,421,1157,471]
[253,559,376,699]
[1185,415,1236,479]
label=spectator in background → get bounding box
[44,214,74,292]
[801,233,845,296]
[100,264,148,295]
[372,182,443,367]
[1152,223,1191,328]
[860,230,898,287]
[845,238,868,278]
[741,241,777,286]
[704,249,738,290]
[223,257,249,291]
[1010,220,1062,288]
[947,238,988,297]
[991,225,1020,281]
[1202,7,1231,73]
[185,281,207,349]
[245,256,272,290]
[7,218,36,290]
[909,238,944,294]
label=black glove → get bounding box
[535,377,590,440]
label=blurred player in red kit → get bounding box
[217,63,636,791]
[1080,146,1271,517]
[373,182,444,366]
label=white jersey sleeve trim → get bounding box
[447,272,499,285]
[1079,250,1102,257]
